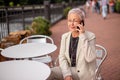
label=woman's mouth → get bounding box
[71,27,76,29]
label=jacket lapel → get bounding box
[65,32,71,64]
[76,36,83,64]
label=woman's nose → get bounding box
[71,22,75,26]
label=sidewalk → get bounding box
[50,11,120,80]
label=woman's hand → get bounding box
[64,76,73,80]
[76,24,85,34]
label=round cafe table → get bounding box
[1,43,57,59]
[0,60,51,80]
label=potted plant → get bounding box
[26,16,52,36]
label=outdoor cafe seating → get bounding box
[0,35,57,80]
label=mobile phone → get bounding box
[77,20,84,30]
[77,26,80,30]
[80,20,84,26]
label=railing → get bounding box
[0,1,85,41]
[0,5,63,40]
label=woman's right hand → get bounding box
[76,24,85,34]
[64,76,73,80]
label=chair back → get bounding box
[19,35,54,66]
[0,48,4,61]
[19,35,54,44]
[95,44,107,79]
[0,48,4,51]
[27,38,46,43]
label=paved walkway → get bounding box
[50,9,120,80]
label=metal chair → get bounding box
[19,35,54,67]
[0,48,4,61]
[54,44,107,80]
[0,48,4,51]
[95,44,107,80]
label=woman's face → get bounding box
[67,13,81,32]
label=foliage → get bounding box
[9,2,14,7]
[19,0,28,5]
[63,6,72,18]
[26,16,52,36]
[115,0,120,13]
[17,4,20,7]
[117,0,120,2]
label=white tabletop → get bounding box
[1,43,57,58]
[0,60,51,80]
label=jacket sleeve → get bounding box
[59,34,72,78]
[79,33,96,63]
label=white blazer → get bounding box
[59,31,96,80]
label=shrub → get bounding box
[26,16,52,36]
[17,4,20,7]
[9,2,14,7]
[63,6,72,18]
[115,0,120,13]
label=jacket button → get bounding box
[77,70,80,72]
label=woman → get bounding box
[47,8,96,80]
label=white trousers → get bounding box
[102,5,107,18]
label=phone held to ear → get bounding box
[77,26,80,30]
[77,20,84,30]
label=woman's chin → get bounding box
[72,29,77,32]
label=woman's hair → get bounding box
[68,8,85,20]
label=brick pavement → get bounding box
[50,11,120,80]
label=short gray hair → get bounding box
[68,8,85,20]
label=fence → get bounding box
[0,1,84,41]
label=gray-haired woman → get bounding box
[47,8,96,80]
